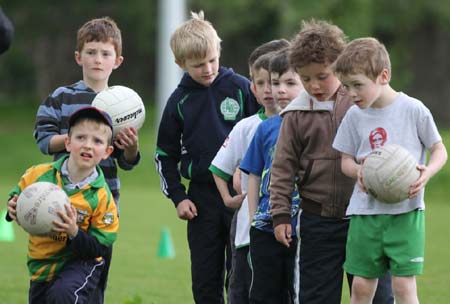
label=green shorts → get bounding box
[344,210,425,278]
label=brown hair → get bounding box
[248,39,290,70]
[269,48,291,76]
[76,17,122,57]
[251,51,274,76]
[289,19,347,70]
[333,37,391,81]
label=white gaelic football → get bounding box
[92,85,146,136]
[16,182,70,236]
[362,144,420,204]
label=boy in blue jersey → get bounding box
[7,106,119,304]
[33,17,140,303]
[210,44,289,304]
[332,37,447,303]
[240,48,303,303]
[154,11,260,303]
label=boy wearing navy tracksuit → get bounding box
[154,11,259,303]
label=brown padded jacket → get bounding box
[270,88,355,227]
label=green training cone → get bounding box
[0,209,15,242]
[157,227,175,259]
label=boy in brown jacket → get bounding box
[269,20,393,303]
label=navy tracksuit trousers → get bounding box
[187,181,234,303]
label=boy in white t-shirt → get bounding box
[332,37,447,303]
[209,41,288,303]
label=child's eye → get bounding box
[301,77,310,82]
[318,74,328,80]
[95,139,104,144]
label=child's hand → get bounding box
[409,165,430,198]
[7,195,18,221]
[52,204,78,238]
[114,127,138,150]
[274,224,292,248]
[233,169,242,194]
[176,199,198,220]
[223,193,246,209]
[357,165,367,193]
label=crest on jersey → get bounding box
[220,97,240,121]
[76,209,88,224]
[103,212,115,226]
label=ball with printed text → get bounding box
[92,85,146,137]
[16,182,70,236]
[362,144,420,204]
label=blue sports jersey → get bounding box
[240,115,300,233]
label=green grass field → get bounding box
[1,104,449,303]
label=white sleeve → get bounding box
[211,123,245,175]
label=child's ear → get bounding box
[102,145,114,160]
[379,68,390,84]
[64,135,71,152]
[113,56,124,70]
[175,59,185,70]
[74,51,82,66]
[250,81,257,96]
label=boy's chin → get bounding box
[201,77,217,87]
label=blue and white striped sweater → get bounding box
[34,80,140,209]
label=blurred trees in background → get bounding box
[1,0,449,125]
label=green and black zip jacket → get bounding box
[155,67,260,207]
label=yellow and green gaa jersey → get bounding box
[9,156,119,282]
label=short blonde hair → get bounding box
[290,19,347,70]
[170,11,221,63]
[77,17,122,57]
[333,37,391,81]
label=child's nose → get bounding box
[347,87,357,97]
[310,81,320,90]
[94,53,102,63]
[83,139,94,148]
[204,63,212,73]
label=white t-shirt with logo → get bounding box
[333,92,441,215]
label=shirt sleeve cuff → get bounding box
[118,151,141,170]
[272,214,291,228]
[171,190,189,207]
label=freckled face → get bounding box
[297,63,341,101]
[340,73,384,109]
[271,69,303,109]
[66,121,113,171]
[75,41,123,89]
[181,48,220,87]
[251,68,277,114]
